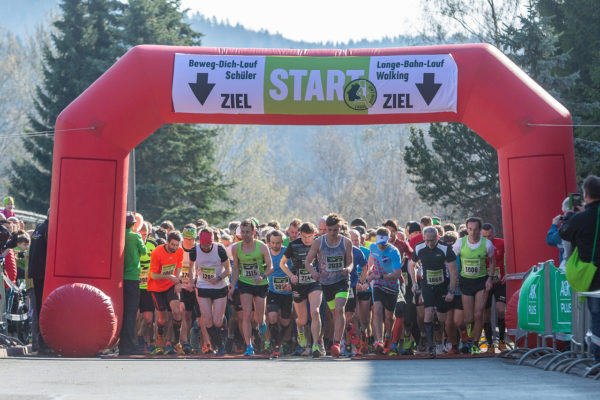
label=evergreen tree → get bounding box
[403,123,502,231]
[499,0,577,102]
[121,0,234,227]
[7,0,121,213]
[538,0,600,178]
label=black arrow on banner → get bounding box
[416,73,442,106]
[188,73,215,105]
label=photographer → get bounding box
[547,197,575,264]
[559,175,600,363]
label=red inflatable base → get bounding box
[40,283,117,357]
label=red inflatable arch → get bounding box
[42,44,575,355]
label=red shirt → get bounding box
[392,238,413,260]
[409,233,423,250]
[488,237,505,284]
[147,245,183,292]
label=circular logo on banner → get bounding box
[344,79,377,111]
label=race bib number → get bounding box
[139,269,148,286]
[242,263,259,278]
[181,265,191,283]
[200,266,217,281]
[426,269,444,286]
[326,255,343,272]
[462,259,481,277]
[161,264,176,276]
[298,269,315,284]
[273,276,289,292]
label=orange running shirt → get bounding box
[147,244,183,292]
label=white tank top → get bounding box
[195,243,229,289]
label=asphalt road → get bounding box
[0,356,598,400]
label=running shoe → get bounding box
[243,344,255,356]
[343,344,352,357]
[459,341,470,354]
[297,330,307,348]
[417,337,427,353]
[498,340,508,351]
[374,341,385,355]
[272,347,280,359]
[174,343,185,356]
[447,346,459,355]
[429,345,436,358]
[156,334,166,349]
[331,342,341,358]
[486,343,496,354]
[319,343,326,356]
[281,342,291,355]
[359,333,368,355]
[182,342,193,355]
[163,343,175,355]
[436,343,445,356]
[294,345,305,356]
[149,345,164,355]
[312,343,322,358]
[144,343,156,355]
[444,342,453,353]
[216,345,226,356]
[202,344,215,355]
[383,337,392,354]
[470,345,481,355]
[301,346,312,357]
[263,340,271,355]
[388,342,399,356]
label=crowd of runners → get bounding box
[123,211,507,358]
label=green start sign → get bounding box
[172,54,458,115]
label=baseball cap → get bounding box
[125,212,135,225]
[354,225,366,237]
[376,235,389,245]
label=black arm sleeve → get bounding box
[189,245,197,262]
[217,244,229,262]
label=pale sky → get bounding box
[181,0,426,43]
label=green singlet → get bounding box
[237,240,268,286]
[459,236,488,279]
[139,238,157,289]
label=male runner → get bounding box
[195,226,230,355]
[138,221,157,353]
[305,213,353,358]
[230,219,273,356]
[482,223,506,352]
[346,229,367,356]
[283,218,301,247]
[410,226,458,356]
[280,222,323,357]
[265,230,293,357]
[352,228,372,355]
[179,224,198,354]
[453,217,495,355]
[147,230,184,355]
[367,227,403,355]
